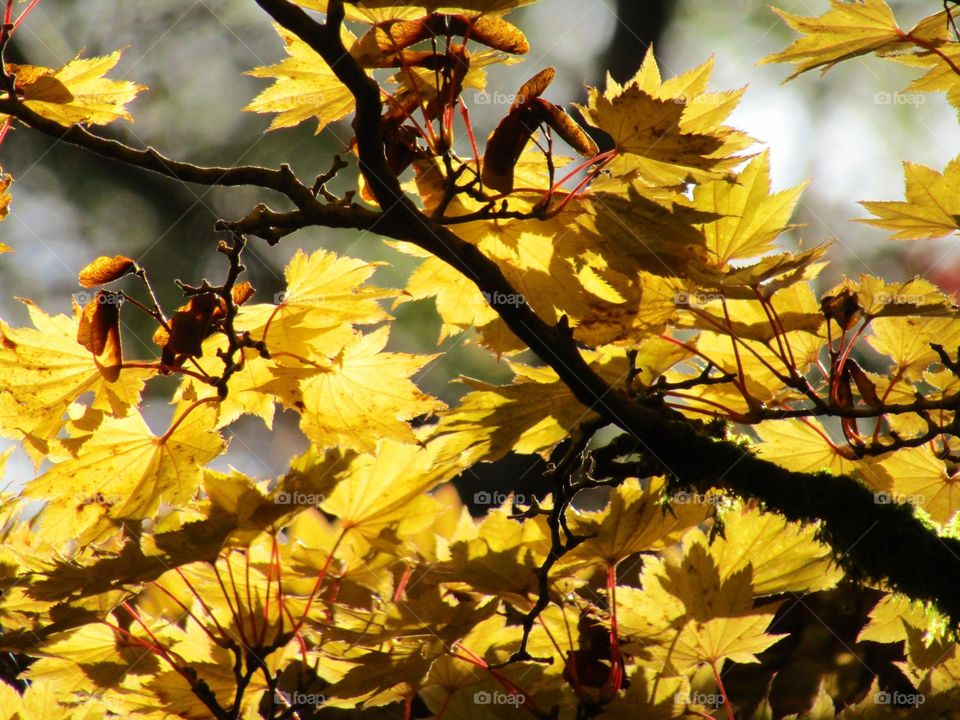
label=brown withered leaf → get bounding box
[76,291,122,382]
[231,282,255,307]
[161,293,227,367]
[78,255,136,288]
[820,289,861,331]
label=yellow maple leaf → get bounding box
[857,592,928,644]
[760,0,924,80]
[697,506,844,596]
[754,417,860,475]
[655,543,787,668]
[23,402,225,545]
[0,300,152,465]
[320,439,461,538]
[893,43,960,117]
[577,48,751,186]
[868,315,960,379]
[245,24,358,133]
[880,446,960,524]
[429,347,649,465]
[263,327,443,453]
[3,50,145,126]
[858,155,960,239]
[694,150,809,266]
[564,477,710,565]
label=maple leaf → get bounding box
[695,506,844,596]
[245,24,359,133]
[694,150,808,266]
[869,315,960,380]
[760,0,943,80]
[878,446,960,524]
[263,327,444,453]
[77,255,136,287]
[0,300,152,464]
[429,348,651,465]
[319,439,462,538]
[238,247,395,356]
[3,50,145,126]
[857,592,928,644]
[859,155,960,239]
[654,543,787,669]
[564,477,710,566]
[577,48,752,186]
[23,402,225,546]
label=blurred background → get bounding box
[1,0,959,489]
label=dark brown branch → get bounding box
[0,97,316,207]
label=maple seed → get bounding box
[482,67,597,193]
[76,289,122,382]
[78,255,136,287]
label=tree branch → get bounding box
[250,0,960,625]
[0,97,315,206]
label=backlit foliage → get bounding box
[1,0,960,717]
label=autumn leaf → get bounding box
[760,0,920,80]
[879,446,960,524]
[564,477,710,566]
[577,48,751,186]
[238,247,395,357]
[698,506,844,595]
[694,150,808,266]
[76,290,123,382]
[320,440,462,538]
[23,402,225,545]
[3,50,145,126]
[859,155,960,239]
[78,255,136,287]
[0,300,152,464]
[263,327,444,453]
[754,417,860,475]
[245,24,358,133]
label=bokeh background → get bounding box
[2,0,959,494]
